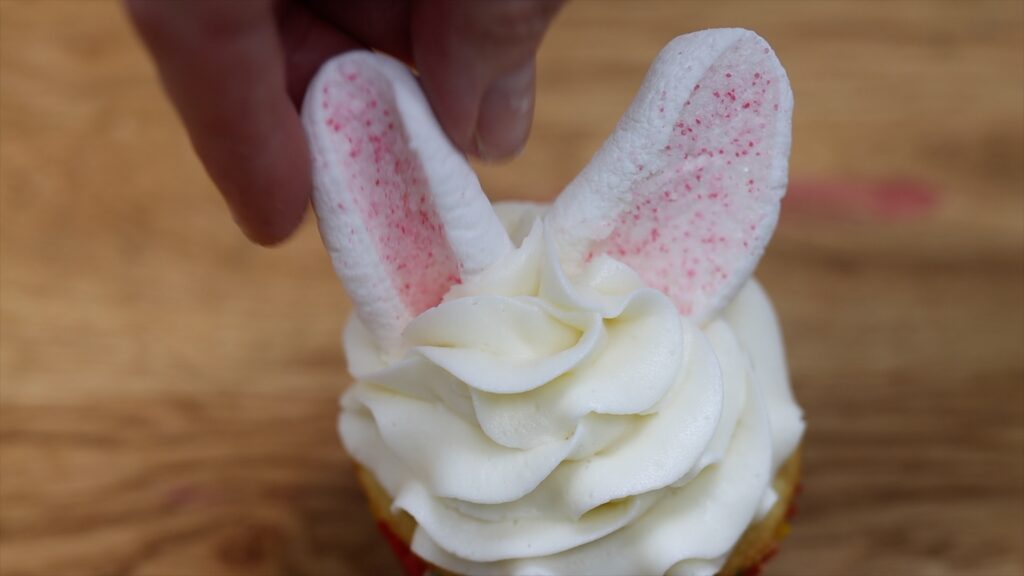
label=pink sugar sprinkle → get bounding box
[325,62,459,314]
[590,36,784,316]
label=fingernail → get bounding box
[474,61,535,160]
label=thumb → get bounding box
[412,0,564,160]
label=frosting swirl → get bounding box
[340,203,804,575]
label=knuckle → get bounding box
[125,0,268,43]
[468,0,562,46]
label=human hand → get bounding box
[126,0,564,245]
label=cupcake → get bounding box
[303,28,805,576]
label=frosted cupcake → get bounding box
[303,28,805,576]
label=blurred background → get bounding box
[1,1,1021,575]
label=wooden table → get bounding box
[2,2,1021,575]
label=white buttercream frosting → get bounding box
[340,203,804,575]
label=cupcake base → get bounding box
[357,449,801,576]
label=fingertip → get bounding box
[411,0,562,161]
[472,60,535,160]
[127,0,318,247]
[231,187,309,246]
[195,88,313,247]
[414,51,481,155]
[217,128,313,247]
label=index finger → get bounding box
[126,0,348,244]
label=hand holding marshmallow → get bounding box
[303,28,793,349]
[127,0,564,244]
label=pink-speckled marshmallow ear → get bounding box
[547,29,793,323]
[303,52,512,349]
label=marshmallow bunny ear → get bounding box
[548,29,793,323]
[303,52,512,349]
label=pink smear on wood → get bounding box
[322,62,459,315]
[785,178,938,222]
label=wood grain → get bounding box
[1,1,1022,575]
